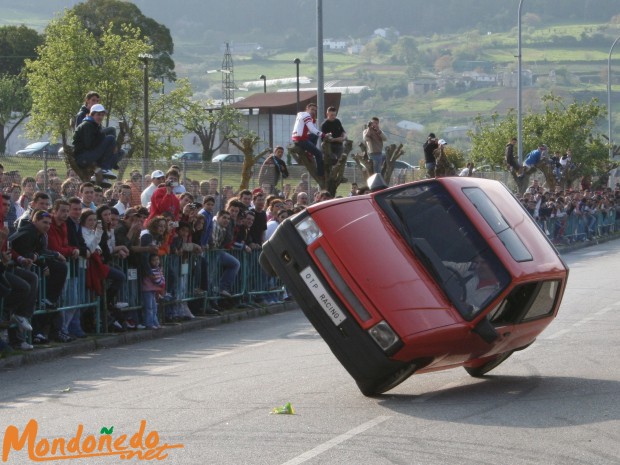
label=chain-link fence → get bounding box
[1,151,538,204]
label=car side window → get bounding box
[488,280,561,325]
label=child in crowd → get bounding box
[142,254,165,329]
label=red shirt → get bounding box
[48,220,78,257]
[148,185,181,221]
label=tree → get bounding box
[25,12,152,180]
[157,79,244,162]
[469,94,608,191]
[0,25,41,154]
[392,36,420,66]
[71,0,175,81]
[228,134,270,191]
[0,25,43,76]
[0,75,31,155]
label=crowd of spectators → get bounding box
[516,178,619,243]
[0,161,338,354]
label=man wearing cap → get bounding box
[141,170,165,208]
[523,144,547,172]
[72,103,122,186]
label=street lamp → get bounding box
[294,58,301,113]
[259,74,267,93]
[608,35,620,159]
[139,53,153,185]
[517,0,524,165]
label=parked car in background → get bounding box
[260,176,568,396]
[172,151,202,161]
[15,141,61,157]
[393,160,418,170]
[212,153,265,164]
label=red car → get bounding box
[261,177,568,396]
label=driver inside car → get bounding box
[443,256,500,311]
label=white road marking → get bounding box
[544,304,617,340]
[149,341,275,372]
[280,415,392,465]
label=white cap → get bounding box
[151,170,165,178]
[438,139,447,145]
[90,103,107,113]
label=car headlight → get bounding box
[368,321,400,352]
[295,216,323,245]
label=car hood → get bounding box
[312,199,460,336]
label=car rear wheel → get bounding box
[259,252,277,277]
[355,364,417,397]
[464,350,514,378]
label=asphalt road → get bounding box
[1,242,619,465]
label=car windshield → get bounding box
[376,181,510,319]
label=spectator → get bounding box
[292,102,328,178]
[363,117,387,174]
[74,90,100,129]
[211,210,240,297]
[265,208,289,241]
[114,206,154,266]
[141,170,165,208]
[504,137,521,175]
[72,104,121,187]
[113,184,132,217]
[141,254,165,329]
[321,106,347,161]
[61,178,79,200]
[18,176,36,211]
[47,199,81,341]
[79,182,97,210]
[523,144,547,172]
[128,171,143,207]
[147,170,181,221]
[248,192,267,246]
[14,191,51,231]
[47,177,63,202]
[9,209,69,339]
[238,189,253,210]
[5,184,22,234]
[0,193,38,350]
[258,147,289,195]
[423,133,439,178]
[295,192,309,207]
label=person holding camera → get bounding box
[147,169,181,222]
[363,117,387,175]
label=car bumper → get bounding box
[260,217,409,384]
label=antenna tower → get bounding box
[221,43,235,105]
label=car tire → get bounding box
[355,364,417,397]
[259,252,277,277]
[464,350,514,378]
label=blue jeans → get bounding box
[216,251,240,293]
[76,135,121,170]
[142,291,160,327]
[295,140,324,176]
[371,153,385,174]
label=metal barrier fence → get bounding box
[1,249,285,337]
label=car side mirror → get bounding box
[472,317,499,344]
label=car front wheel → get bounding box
[355,364,417,397]
[464,350,514,378]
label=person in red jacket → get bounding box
[148,169,181,221]
[48,199,83,340]
[48,199,80,260]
